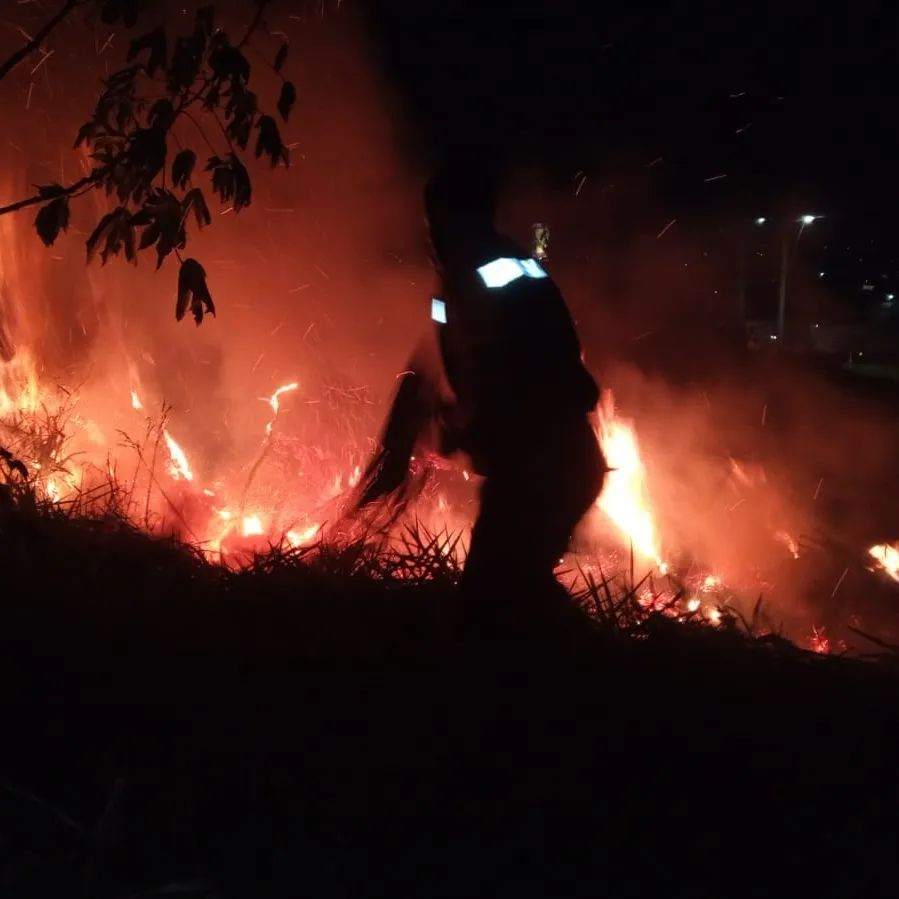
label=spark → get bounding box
[30,48,54,75]
[289,285,311,294]
[656,219,676,239]
[813,478,824,501]
[703,174,728,183]
[25,81,33,110]
[130,390,142,410]
[761,404,768,427]
[831,567,849,598]
[267,382,299,416]
[648,157,663,168]
[775,531,800,560]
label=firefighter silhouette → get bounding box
[354,165,605,605]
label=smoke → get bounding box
[1,3,898,640]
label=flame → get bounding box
[46,479,61,503]
[131,390,143,410]
[242,515,264,537]
[287,523,320,547]
[595,393,665,569]
[869,543,899,582]
[163,430,194,482]
[809,626,830,654]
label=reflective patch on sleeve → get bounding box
[477,257,526,288]
[476,257,549,288]
[431,297,447,324]
[519,258,548,279]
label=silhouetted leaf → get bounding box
[183,188,211,228]
[86,207,134,266]
[224,85,258,149]
[210,44,251,86]
[277,82,296,122]
[148,99,175,131]
[127,27,168,76]
[254,115,288,167]
[176,258,216,325]
[34,195,70,247]
[171,150,197,189]
[205,154,252,211]
[74,120,98,149]
[86,210,119,262]
[168,34,204,94]
[133,190,185,268]
[273,44,288,73]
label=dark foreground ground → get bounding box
[2,503,899,898]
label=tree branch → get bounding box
[0,0,82,82]
[0,170,100,217]
[237,0,272,49]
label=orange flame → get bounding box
[869,543,899,582]
[242,514,264,537]
[595,393,666,570]
[163,430,194,482]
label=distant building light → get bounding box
[888,294,895,301]
[770,334,778,341]
[862,284,875,291]
[818,271,825,277]
[755,216,767,225]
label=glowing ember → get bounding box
[163,430,194,482]
[595,392,665,570]
[131,390,143,410]
[702,575,721,592]
[869,543,899,583]
[686,597,701,613]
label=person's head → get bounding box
[424,164,498,267]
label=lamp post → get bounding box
[755,214,820,345]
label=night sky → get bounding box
[365,0,899,312]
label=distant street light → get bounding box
[755,216,767,225]
[800,214,818,225]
